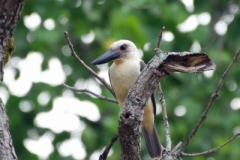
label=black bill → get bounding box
[91,49,120,65]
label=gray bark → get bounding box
[0,0,26,159]
[118,49,215,160]
[118,50,168,160]
[0,99,17,160]
[0,0,26,80]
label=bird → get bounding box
[91,40,162,159]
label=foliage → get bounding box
[2,0,240,159]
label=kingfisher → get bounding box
[92,40,162,159]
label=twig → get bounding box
[181,133,240,157]
[63,32,115,96]
[157,26,165,49]
[177,50,240,153]
[156,26,171,150]
[158,84,171,150]
[99,134,119,160]
[172,142,182,152]
[62,83,118,104]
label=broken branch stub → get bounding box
[161,52,215,73]
[118,49,215,159]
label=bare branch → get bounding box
[99,134,119,160]
[181,133,240,157]
[157,26,165,49]
[158,84,171,150]
[62,83,118,104]
[118,50,168,160]
[177,50,240,153]
[63,32,115,96]
[172,142,182,152]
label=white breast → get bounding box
[109,59,141,106]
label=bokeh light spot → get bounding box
[24,12,41,31]
[177,15,198,32]
[81,30,95,44]
[143,42,151,51]
[174,106,187,117]
[190,40,201,52]
[62,45,71,57]
[214,20,227,35]
[233,126,240,135]
[34,97,99,133]
[75,0,82,7]
[180,0,194,12]
[38,91,51,106]
[163,31,174,42]
[62,64,73,76]
[203,70,214,78]
[74,78,101,97]
[197,12,211,25]
[58,15,69,25]
[230,97,240,110]
[43,18,55,30]
[58,137,86,159]
[156,104,162,115]
[0,87,9,104]
[24,132,54,159]
[138,49,143,58]
[26,32,36,43]
[226,80,237,91]
[19,100,34,112]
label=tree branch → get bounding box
[157,26,165,49]
[99,134,119,160]
[177,49,240,153]
[0,99,18,160]
[63,32,115,96]
[117,28,168,159]
[181,133,240,157]
[118,48,168,159]
[158,84,171,151]
[62,83,118,104]
[63,32,119,159]
[172,142,182,152]
[0,0,26,159]
[117,26,216,159]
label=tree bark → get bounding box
[0,99,17,160]
[0,0,26,159]
[118,50,168,160]
[118,49,215,159]
[0,0,26,80]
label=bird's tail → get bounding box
[142,126,162,159]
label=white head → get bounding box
[109,40,139,59]
[91,40,140,65]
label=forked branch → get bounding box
[63,32,119,160]
[62,83,118,104]
[181,133,240,157]
[62,29,240,160]
[157,26,172,151]
[99,134,119,160]
[177,49,240,154]
[64,32,115,96]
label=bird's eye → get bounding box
[120,44,127,50]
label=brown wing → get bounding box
[140,61,157,121]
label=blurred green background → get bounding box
[1,0,240,159]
